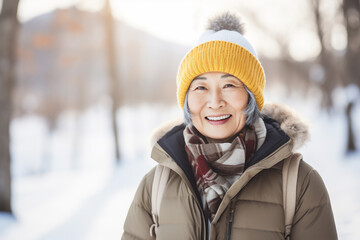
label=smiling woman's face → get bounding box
[187,72,249,140]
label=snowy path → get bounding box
[0,161,155,240]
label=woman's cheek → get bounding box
[189,94,205,113]
[235,93,248,110]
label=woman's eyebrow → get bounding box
[221,74,235,78]
[193,76,207,81]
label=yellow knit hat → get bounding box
[177,13,265,110]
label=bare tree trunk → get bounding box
[312,0,338,108]
[343,0,360,153]
[0,0,20,213]
[346,101,356,152]
[343,0,360,86]
[103,0,121,163]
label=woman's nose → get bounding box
[207,89,224,109]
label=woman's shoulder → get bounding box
[271,153,328,200]
[296,158,331,205]
[296,158,325,186]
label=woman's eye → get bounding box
[224,84,234,88]
[196,86,206,90]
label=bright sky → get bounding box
[14,0,345,61]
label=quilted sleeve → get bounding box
[291,161,338,240]
[122,168,156,240]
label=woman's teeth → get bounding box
[206,115,231,121]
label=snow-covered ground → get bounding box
[0,95,359,240]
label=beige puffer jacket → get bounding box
[122,103,337,240]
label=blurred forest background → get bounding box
[0,0,359,239]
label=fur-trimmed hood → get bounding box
[150,103,310,152]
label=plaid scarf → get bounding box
[183,119,266,221]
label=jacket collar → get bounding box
[153,123,202,203]
[153,114,293,174]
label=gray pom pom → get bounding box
[207,12,244,35]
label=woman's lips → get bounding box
[205,114,232,125]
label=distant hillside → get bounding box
[14,6,188,119]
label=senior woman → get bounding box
[122,12,337,240]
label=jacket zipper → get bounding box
[226,199,237,240]
[199,198,207,240]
